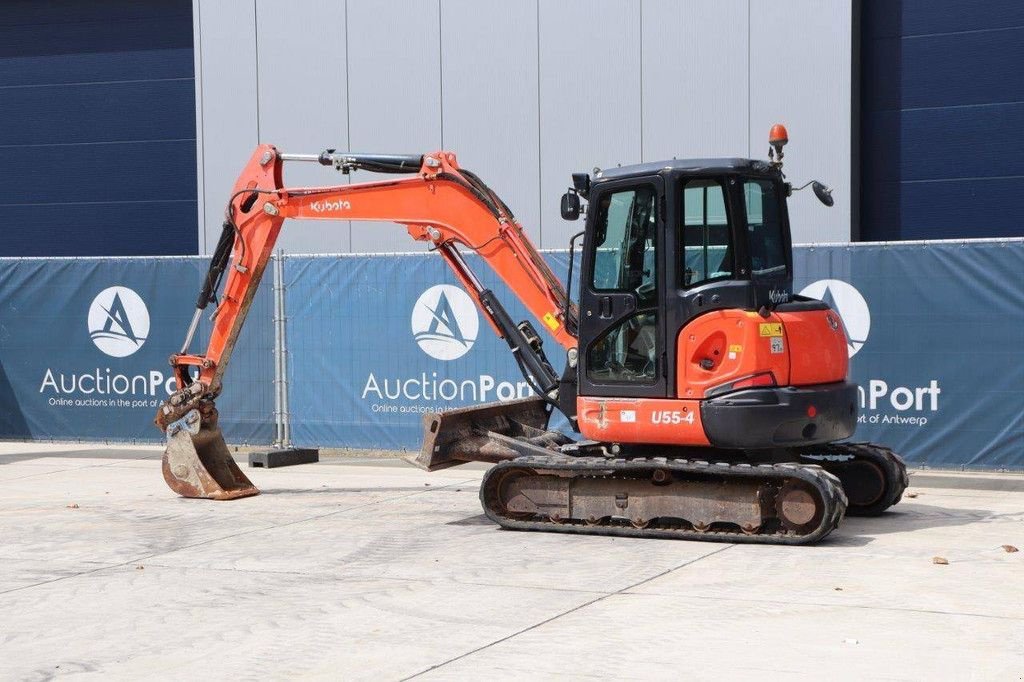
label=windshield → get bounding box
[743,179,787,277]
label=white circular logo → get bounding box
[799,279,870,357]
[88,286,150,357]
[411,285,479,360]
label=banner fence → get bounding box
[0,256,274,444]
[1,239,1021,469]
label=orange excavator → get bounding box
[156,125,907,544]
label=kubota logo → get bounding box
[87,286,150,358]
[309,199,351,213]
[799,279,870,357]
[411,285,479,360]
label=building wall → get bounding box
[194,0,853,254]
[860,0,1024,240]
[1,0,197,256]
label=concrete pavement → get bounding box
[0,443,1022,680]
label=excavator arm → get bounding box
[156,145,578,499]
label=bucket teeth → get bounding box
[161,407,259,500]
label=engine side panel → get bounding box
[576,396,710,445]
[676,310,790,398]
[776,309,848,385]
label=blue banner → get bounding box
[2,240,1020,469]
[284,240,1024,469]
[283,253,567,449]
[794,240,1024,470]
[0,257,275,444]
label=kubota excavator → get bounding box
[156,125,907,544]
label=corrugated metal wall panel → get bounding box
[901,28,1024,109]
[4,141,195,204]
[861,0,1024,240]
[640,0,749,161]
[194,0,855,253]
[900,105,1024,181]
[2,80,196,145]
[255,0,351,254]
[346,0,441,253]
[900,179,1024,239]
[899,0,1024,35]
[537,0,642,249]
[194,0,259,254]
[749,0,852,244]
[440,0,542,244]
[0,0,197,256]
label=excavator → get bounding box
[156,124,907,544]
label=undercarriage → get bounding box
[408,397,908,544]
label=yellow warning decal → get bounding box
[728,344,743,353]
[543,312,561,331]
[759,323,783,337]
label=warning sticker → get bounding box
[542,312,561,331]
[759,323,783,337]
[728,344,742,360]
[620,410,636,423]
[771,336,785,354]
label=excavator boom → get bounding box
[157,145,578,499]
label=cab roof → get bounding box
[594,157,779,182]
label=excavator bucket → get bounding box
[408,396,563,471]
[161,407,259,500]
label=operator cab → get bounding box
[560,128,834,401]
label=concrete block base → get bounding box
[248,448,319,468]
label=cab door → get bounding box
[578,176,667,398]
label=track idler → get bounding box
[795,442,908,516]
[160,402,259,500]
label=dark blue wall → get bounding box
[0,1,197,256]
[860,1,1024,240]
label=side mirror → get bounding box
[560,190,581,221]
[812,181,834,207]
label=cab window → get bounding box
[591,186,657,303]
[681,179,733,287]
[744,179,787,276]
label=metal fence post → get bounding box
[275,251,292,447]
[271,251,285,447]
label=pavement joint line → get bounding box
[623,590,1024,622]
[400,544,736,680]
[0,477,478,597]
[132,562,614,596]
[0,459,130,482]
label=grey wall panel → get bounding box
[749,1,852,244]
[194,0,855,254]
[346,0,441,253]
[255,0,350,253]
[641,0,749,161]
[195,1,259,255]
[538,0,642,249]
[440,0,541,243]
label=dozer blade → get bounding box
[162,408,259,500]
[407,396,559,471]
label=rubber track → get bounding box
[479,456,848,545]
[794,442,908,516]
